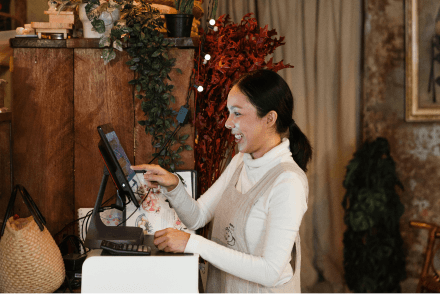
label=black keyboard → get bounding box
[100,240,151,256]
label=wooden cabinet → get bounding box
[8,39,195,235]
[0,112,12,227]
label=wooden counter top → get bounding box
[10,37,199,48]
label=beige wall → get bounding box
[27,0,50,23]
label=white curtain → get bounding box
[201,0,362,292]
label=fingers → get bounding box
[144,172,163,183]
[154,229,172,251]
[155,239,167,251]
[143,173,163,189]
[132,164,177,189]
[131,164,166,175]
[153,229,171,249]
[154,228,168,238]
[153,228,190,253]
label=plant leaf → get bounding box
[102,48,116,65]
[113,39,123,52]
[152,50,161,57]
[91,18,105,33]
[99,36,111,47]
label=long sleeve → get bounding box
[163,153,245,230]
[183,173,307,287]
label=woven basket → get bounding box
[0,186,65,293]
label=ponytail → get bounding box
[289,121,312,172]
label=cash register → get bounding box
[81,124,199,293]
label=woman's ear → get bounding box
[266,111,278,128]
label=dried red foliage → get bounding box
[193,13,293,195]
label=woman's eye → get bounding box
[234,112,241,116]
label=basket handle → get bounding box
[1,184,46,237]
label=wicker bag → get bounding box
[0,185,65,293]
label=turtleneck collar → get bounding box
[242,138,291,169]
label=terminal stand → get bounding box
[84,166,144,250]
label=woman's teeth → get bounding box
[235,134,243,139]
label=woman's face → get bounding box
[225,86,279,159]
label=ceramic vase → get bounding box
[78,3,120,38]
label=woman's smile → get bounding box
[234,133,243,143]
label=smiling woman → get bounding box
[225,85,281,159]
[232,69,312,170]
[132,69,312,293]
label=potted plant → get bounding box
[342,137,406,292]
[164,0,194,37]
[81,0,122,37]
[55,0,122,38]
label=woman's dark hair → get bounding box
[234,69,312,172]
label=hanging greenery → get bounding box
[95,0,192,171]
[193,13,293,195]
[342,137,406,292]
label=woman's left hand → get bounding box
[153,228,190,253]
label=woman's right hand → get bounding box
[131,164,179,191]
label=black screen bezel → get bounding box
[97,124,140,209]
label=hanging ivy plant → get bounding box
[94,0,192,171]
[342,137,406,292]
[194,13,293,195]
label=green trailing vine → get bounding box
[92,1,192,171]
[342,137,406,292]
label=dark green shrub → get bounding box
[342,137,406,292]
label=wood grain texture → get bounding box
[10,38,67,48]
[12,48,74,235]
[0,119,12,223]
[66,38,101,49]
[0,112,11,122]
[74,49,135,212]
[134,48,195,170]
[10,45,195,235]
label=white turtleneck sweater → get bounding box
[163,138,308,288]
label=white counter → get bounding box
[81,238,199,293]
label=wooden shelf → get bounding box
[10,36,199,49]
[10,38,66,48]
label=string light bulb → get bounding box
[201,52,211,64]
[194,85,204,92]
[207,19,217,31]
